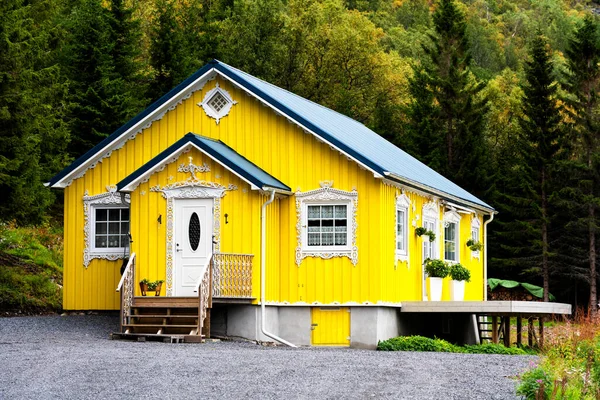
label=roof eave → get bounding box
[383,172,494,214]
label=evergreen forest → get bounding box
[1,0,600,314]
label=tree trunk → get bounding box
[541,167,550,302]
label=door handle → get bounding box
[176,243,183,252]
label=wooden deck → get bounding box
[400,300,572,348]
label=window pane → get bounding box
[335,232,347,245]
[121,222,129,234]
[308,233,320,246]
[444,223,457,260]
[322,232,334,246]
[308,206,320,219]
[96,222,107,235]
[109,222,120,234]
[321,219,333,228]
[321,206,333,218]
[96,209,107,221]
[108,235,121,248]
[334,205,347,218]
[307,219,320,228]
[121,209,129,221]
[335,219,347,227]
[109,209,120,221]
[120,235,129,247]
[95,236,107,248]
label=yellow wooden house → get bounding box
[48,60,495,348]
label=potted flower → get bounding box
[424,259,449,301]
[466,239,483,252]
[139,279,164,296]
[415,227,436,242]
[449,263,471,301]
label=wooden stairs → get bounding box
[111,297,209,343]
[477,314,508,345]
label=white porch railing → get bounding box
[212,253,254,298]
[116,253,136,332]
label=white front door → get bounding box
[173,198,213,296]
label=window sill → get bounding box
[296,249,357,266]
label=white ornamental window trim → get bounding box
[395,194,411,263]
[198,83,238,125]
[422,201,440,260]
[83,186,131,268]
[471,215,482,259]
[295,183,358,266]
[443,210,461,263]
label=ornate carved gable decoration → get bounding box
[148,160,237,296]
[83,186,130,268]
[198,83,237,125]
[295,181,359,266]
[396,193,411,209]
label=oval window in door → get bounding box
[189,212,201,251]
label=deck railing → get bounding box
[116,253,136,333]
[212,253,254,298]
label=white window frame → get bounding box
[295,184,358,266]
[83,187,130,268]
[471,216,481,259]
[198,83,237,125]
[422,202,439,261]
[396,194,410,262]
[443,210,461,263]
[303,203,351,252]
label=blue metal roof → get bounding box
[117,133,291,192]
[50,59,492,210]
[214,62,493,210]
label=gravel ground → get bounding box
[0,315,534,400]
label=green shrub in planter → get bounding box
[424,259,449,278]
[449,263,471,282]
[466,239,483,251]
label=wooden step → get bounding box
[110,332,204,343]
[129,314,198,319]
[123,324,197,328]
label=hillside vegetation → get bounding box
[0,224,63,314]
[1,0,599,312]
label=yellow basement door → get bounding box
[311,307,350,346]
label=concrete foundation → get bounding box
[210,304,494,348]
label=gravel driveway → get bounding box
[0,315,533,399]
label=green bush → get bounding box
[449,263,471,282]
[424,259,450,278]
[378,335,534,356]
[378,335,462,352]
[462,343,528,355]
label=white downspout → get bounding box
[260,189,297,347]
[483,212,495,301]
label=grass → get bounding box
[516,311,600,399]
[377,335,534,355]
[0,222,63,314]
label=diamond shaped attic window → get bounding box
[199,83,237,125]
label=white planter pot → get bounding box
[450,280,466,301]
[428,277,443,301]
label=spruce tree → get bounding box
[519,34,564,301]
[0,0,70,224]
[148,0,195,102]
[62,0,146,158]
[404,0,489,196]
[563,16,600,315]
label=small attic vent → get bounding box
[208,92,228,113]
[198,83,237,125]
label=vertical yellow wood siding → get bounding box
[62,76,484,309]
[311,307,351,346]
